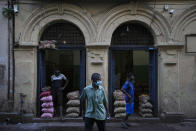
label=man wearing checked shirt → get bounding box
[80,73,109,131]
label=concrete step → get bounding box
[1,121,196,131]
[33,117,161,123]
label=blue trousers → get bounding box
[126,103,134,115]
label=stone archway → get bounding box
[172,5,196,43]
[19,3,97,46]
[97,3,170,46]
[15,3,97,114]
[96,3,169,115]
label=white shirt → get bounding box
[51,74,67,81]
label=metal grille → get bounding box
[40,22,85,45]
[111,23,154,45]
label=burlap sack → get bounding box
[41,86,51,92]
[114,100,126,107]
[67,99,80,107]
[114,113,126,118]
[139,99,148,104]
[140,102,153,109]
[113,90,125,100]
[139,95,150,103]
[66,107,80,113]
[39,40,56,49]
[139,112,153,118]
[114,107,126,113]
[67,90,80,100]
[66,113,79,118]
[139,108,152,113]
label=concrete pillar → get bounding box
[86,46,109,97]
[14,47,37,114]
[158,47,182,114]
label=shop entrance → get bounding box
[37,21,86,117]
[109,22,157,116]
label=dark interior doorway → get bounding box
[112,50,149,113]
[37,21,86,117]
[109,22,157,116]
[44,50,81,92]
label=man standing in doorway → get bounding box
[121,72,135,129]
[80,73,109,131]
[51,69,68,118]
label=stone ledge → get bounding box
[0,112,34,124]
[155,41,184,47]
[0,112,188,124]
[160,112,185,123]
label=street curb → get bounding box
[184,119,196,122]
[2,112,196,124]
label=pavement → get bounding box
[0,120,196,131]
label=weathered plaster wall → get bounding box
[158,48,181,113]
[86,47,109,96]
[0,0,9,112]
[179,21,196,118]
[13,0,196,117]
[14,48,37,113]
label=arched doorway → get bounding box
[109,22,158,116]
[37,21,86,117]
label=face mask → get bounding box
[96,81,102,86]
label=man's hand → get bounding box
[106,113,110,120]
[127,95,132,103]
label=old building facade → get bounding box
[1,0,196,118]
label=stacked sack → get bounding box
[39,40,56,49]
[65,90,80,118]
[113,90,126,118]
[40,87,54,118]
[139,94,153,118]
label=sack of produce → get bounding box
[139,112,153,118]
[114,107,126,113]
[41,86,51,92]
[66,107,80,113]
[114,113,126,118]
[67,99,80,107]
[67,90,80,100]
[41,102,54,108]
[40,95,53,102]
[114,100,126,107]
[41,113,53,118]
[42,107,54,113]
[40,91,51,97]
[139,95,150,104]
[113,90,125,100]
[140,102,153,109]
[139,108,152,113]
[66,113,79,118]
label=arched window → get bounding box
[40,21,85,45]
[111,22,154,46]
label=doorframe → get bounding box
[109,45,158,116]
[37,45,86,117]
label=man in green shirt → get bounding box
[80,73,109,131]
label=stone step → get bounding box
[33,117,161,123]
[1,121,196,131]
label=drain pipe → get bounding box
[12,0,15,111]
[7,0,15,111]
